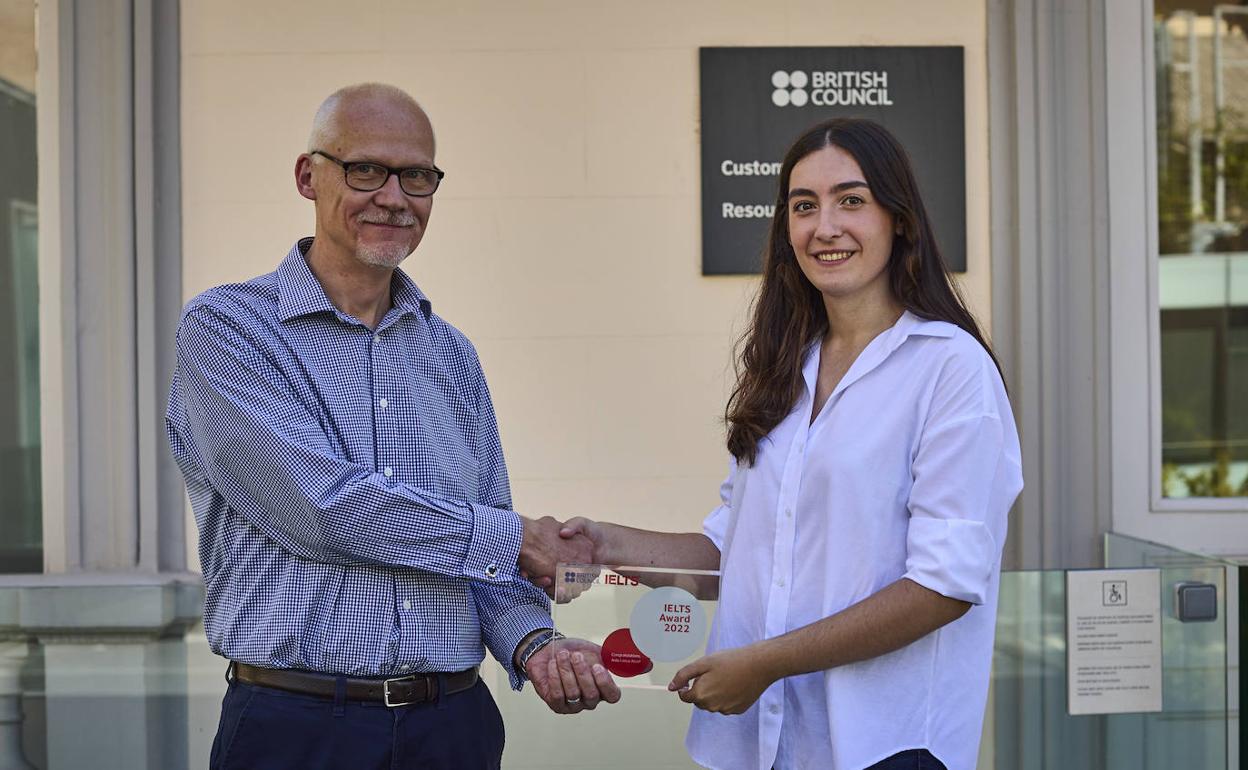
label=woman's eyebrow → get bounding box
[788,180,869,198]
[832,180,868,192]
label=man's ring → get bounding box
[565,696,581,704]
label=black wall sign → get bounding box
[700,47,966,275]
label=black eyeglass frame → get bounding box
[310,150,445,197]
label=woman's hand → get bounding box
[668,643,779,715]
[559,517,609,560]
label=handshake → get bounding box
[512,516,735,717]
[514,516,619,715]
[517,515,604,592]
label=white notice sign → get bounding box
[1066,569,1163,715]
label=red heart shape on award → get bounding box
[600,628,653,678]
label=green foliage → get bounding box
[1157,129,1248,254]
[1164,449,1248,498]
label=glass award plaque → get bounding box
[554,563,720,690]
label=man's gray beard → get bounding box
[355,243,412,268]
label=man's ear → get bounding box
[295,154,317,201]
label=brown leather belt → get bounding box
[232,662,479,707]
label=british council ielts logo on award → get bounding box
[771,70,809,107]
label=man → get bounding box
[167,83,617,770]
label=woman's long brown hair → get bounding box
[725,118,1002,466]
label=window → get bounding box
[0,0,40,570]
[1155,2,1248,498]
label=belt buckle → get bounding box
[382,674,421,708]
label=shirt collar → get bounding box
[276,238,432,323]
[891,309,959,341]
[801,310,958,394]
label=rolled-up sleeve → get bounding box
[904,413,1010,605]
[903,338,1023,606]
[702,459,738,552]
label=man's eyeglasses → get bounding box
[310,150,444,197]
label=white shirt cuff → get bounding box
[903,517,997,605]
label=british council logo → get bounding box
[771,70,809,107]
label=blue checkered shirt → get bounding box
[166,239,550,688]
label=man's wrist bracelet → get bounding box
[517,629,565,673]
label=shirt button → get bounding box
[383,466,393,478]
[785,508,793,518]
[769,703,781,715]
[379,398,388,409]
[485,563,499,578]
[777,578,786,587]
[403,599,412,610]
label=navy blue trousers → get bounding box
[865,748,948,770]
[209,676,505,770]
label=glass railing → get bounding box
[0,532,1235,768]
[989,533,1231,770]
[1105,533,1230,770]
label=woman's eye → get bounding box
[841,194,865,206]
[792,200,815,213]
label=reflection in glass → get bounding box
[1156,4,1248,497]
[0,0,40,570]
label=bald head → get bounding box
[297,83,438,272]
[307,83,434,154]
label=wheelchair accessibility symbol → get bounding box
[1102,580,1128,607]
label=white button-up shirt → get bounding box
[687,311,1023,770]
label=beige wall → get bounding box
[0,0,35,93]
[182,0,992,538]
[181,2,991,765]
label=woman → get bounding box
[560,118,1021,770]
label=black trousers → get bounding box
[209,677,505,770]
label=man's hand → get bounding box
[519,516,593,589]
[526,638,621,714]
[668,644,778,715]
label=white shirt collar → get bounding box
[800,310,959,397]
